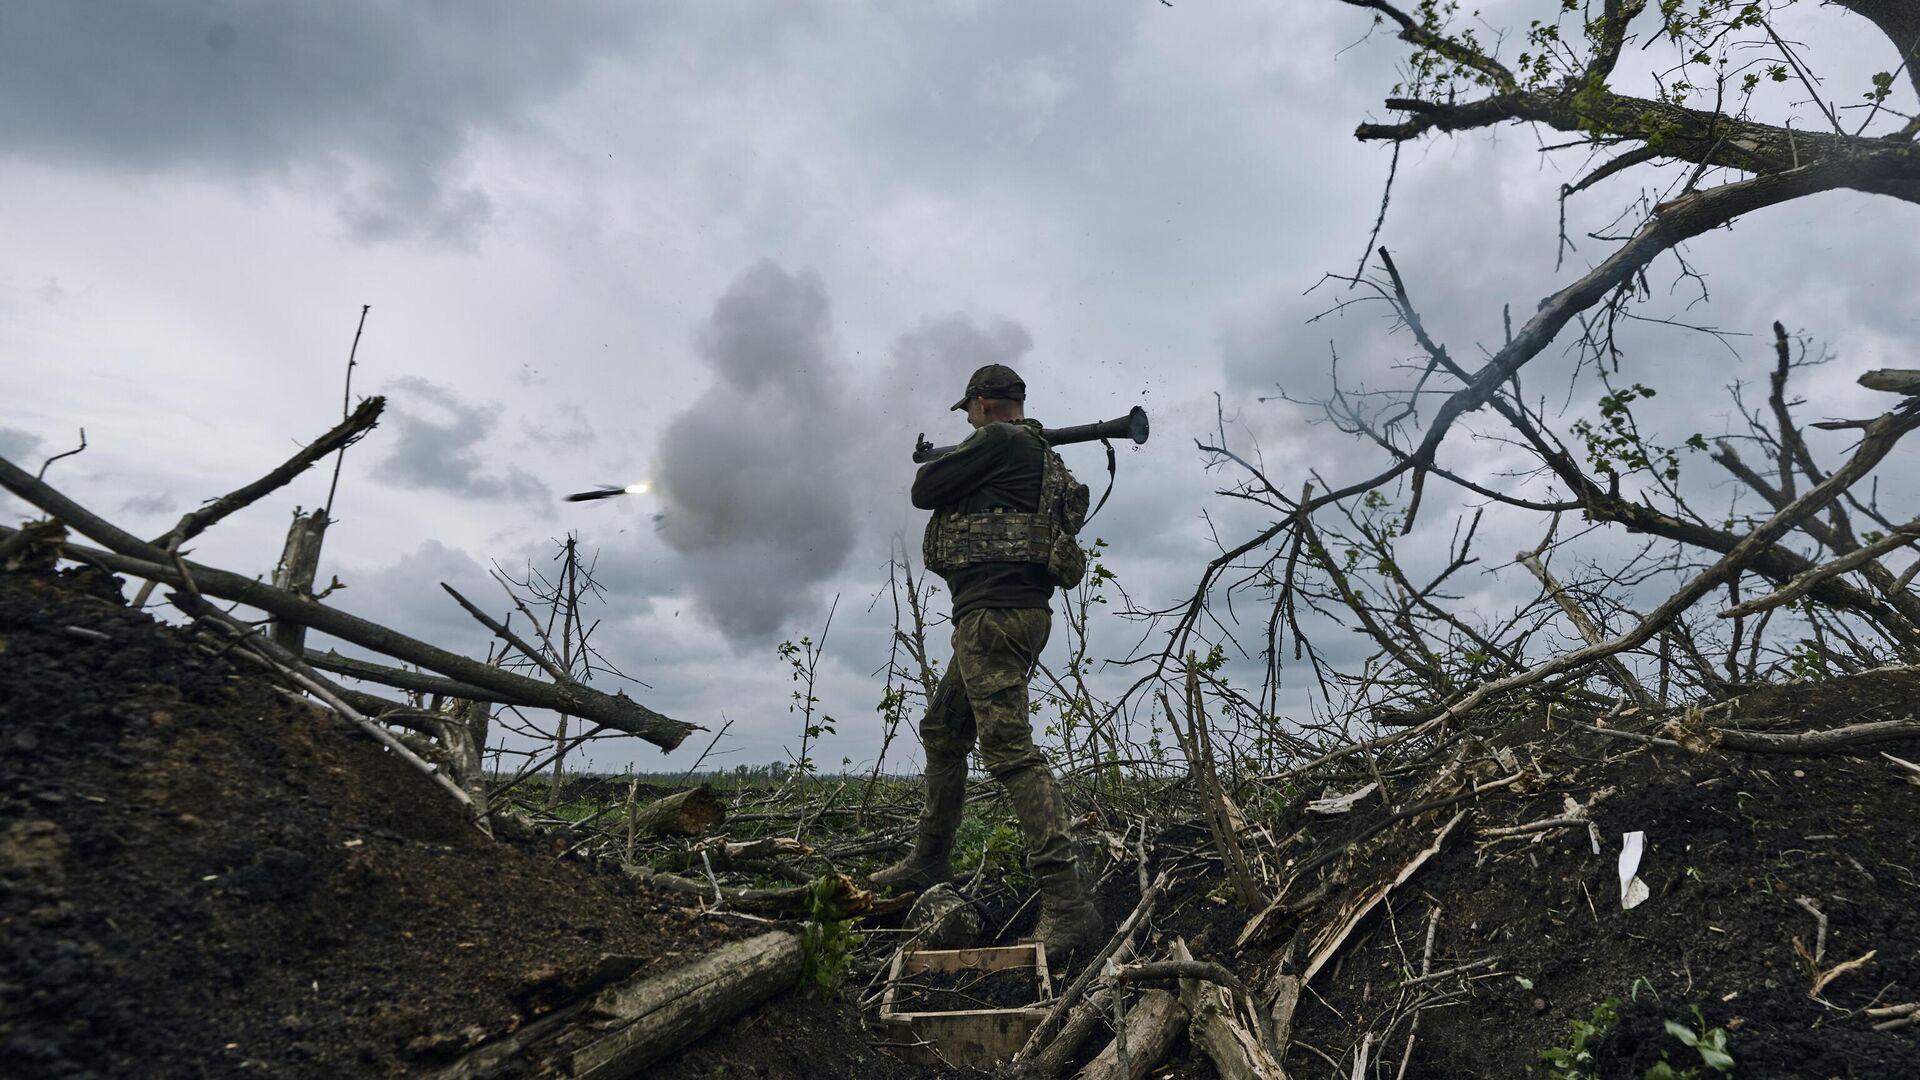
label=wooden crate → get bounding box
[877,943,1053,1067]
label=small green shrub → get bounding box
[1645,1006,1734,1078]
[799,875,858,998]
[951,817,1030,889]
[1540,997,1620,1080]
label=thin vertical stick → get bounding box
[322,304,371,522]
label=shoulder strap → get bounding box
[1083,437,1118,525]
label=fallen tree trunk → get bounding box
[306,649,509,706]
[630,785,726,838]
[0,479,696,752]
[568,930,804,1078]
[1076,989,1187,1080]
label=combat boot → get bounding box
[869,848,957,892]
[1033,866,1103,957]
[871,755,965,892]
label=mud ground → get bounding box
[1278,675,1920,1079]
[8,562,1916,1078]
[0,567,940,1079]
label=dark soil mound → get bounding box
[0,568,937,1079]
[1274,676,1920,1079]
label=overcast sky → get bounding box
[5,1,1917,774]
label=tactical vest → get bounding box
[922,423,1090,588]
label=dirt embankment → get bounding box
[0,567,919,1079]
[8,562,1917,1079]
[1260,677,1920,1079]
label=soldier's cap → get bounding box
[950,363,1026,410]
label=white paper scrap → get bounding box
[1307,781,1379,816]
[1619,831,1650,910]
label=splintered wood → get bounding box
[1301,811,1467,985]
[1172,938,1289,1080]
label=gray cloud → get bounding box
[521,405,596,454]
[374,376,548,505]
[319,539,497,660]
[0,427,44,463]
[0,2,639,244]
[118,491,176,517]
[885,314,1034,400]
[654,260,857,648]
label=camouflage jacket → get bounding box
[911,420,1054,616]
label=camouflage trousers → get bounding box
[921,607,1077,881]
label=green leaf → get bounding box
[1664,1019,1699,1047]
[1697,1030,1734,1071]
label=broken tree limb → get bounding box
[181,595,487,831]
[1710,441,1920,638]
[305,649,506,703]
[1389,403,1920,746]
[1171,938,1288,1080]
[1516,550,1654,707]
[568,930,804,1078]
[442,581,573,684]
[1712,717,1920,752]
[0,527,695,753]
[1027,936,1140,1078]
[1117,955,1278,1054]
[1075,989,1188,1080]
[270,508,329,654]
[1302,811,1468,985]
[1719,517,1920,619]
[1169,663,1266,912]
[1016,870,1170,1063]
[0,460,696,751]
[148,395,385,550]
[1883,752,1920,784]
[0,518,64,570]
[621,867,881,918]
[656,836,811,875]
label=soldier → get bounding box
[871,363,1103,956]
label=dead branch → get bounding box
[1517,549,1653,707]
[1016,870,1171,1063]
[180,593,486,830]
[150,396,385,550]
[1713,717,1920,753]
[1075,988,1188,1080]
[1169,938,1288,1079]
[0,473,695,752]
[305,649,507,704]
[1394,404,1920,744]
[1301,810,1467,984]
[1720,518,1920,620]
[35,428,86,480]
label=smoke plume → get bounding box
[653,260,858,647]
